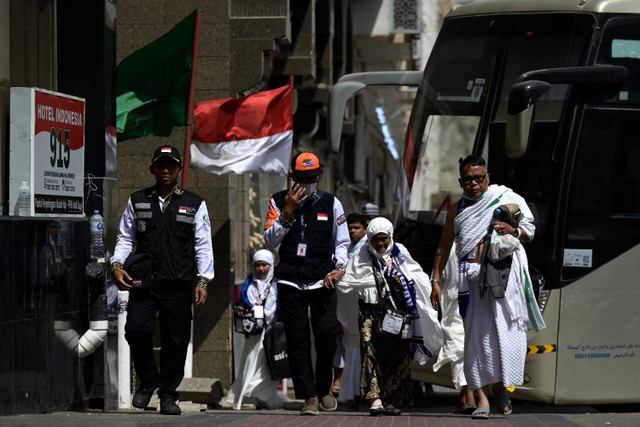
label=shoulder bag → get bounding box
[372,259,413,339]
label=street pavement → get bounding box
[1,387,639,427]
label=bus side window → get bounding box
[564,109,640,280]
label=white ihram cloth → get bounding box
[431,243,467,389]
[453,185,545,390]
[336,235,368,402]
[225,250,280,409]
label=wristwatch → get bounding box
[335,262,346,272]
[196,277,209,290]
[111,261,124,272]
[512,227,521,239]
[277,213,296,228]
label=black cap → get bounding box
[152,146,182,165]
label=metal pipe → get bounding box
[117,290,131,409]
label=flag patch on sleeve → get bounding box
[317,213,328,221]
[337,214,346,225]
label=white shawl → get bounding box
[453,184,543,330]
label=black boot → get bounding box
[160,397,181,415]
[132,382,158,409]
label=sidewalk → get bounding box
[1,386,639,427]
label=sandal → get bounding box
[471,407,490,419]
[369,403,384,416]
[383,405,401,416]
[457,404,477,415]
[496,393,512,415]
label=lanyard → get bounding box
[300,214,306,241]
[372,257,398,309]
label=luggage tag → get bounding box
[253,304,264,319]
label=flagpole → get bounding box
[181,9,202,189]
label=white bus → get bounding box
[329,0,640,404]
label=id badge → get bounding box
[382,312,403,335]
[253,305,264,319]
[297,242,308,257]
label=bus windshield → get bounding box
[407,12,594,261]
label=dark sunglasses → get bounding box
[460,174,487,185]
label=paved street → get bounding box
[1,390,638,427]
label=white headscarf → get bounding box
[367,217,394,261]
[252,249,275,294]
[247,249,278,322]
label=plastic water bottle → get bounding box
[18,181,30,216]
[89,210,104,260]
[57,221,72,259]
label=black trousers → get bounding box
[277,283,337,400]
[125,282,192,401]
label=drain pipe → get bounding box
[53,296,108,357]
[54,262,108,357]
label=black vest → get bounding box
[274,190,336,283]
[131,186,203,285]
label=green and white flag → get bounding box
[116,11,197,142]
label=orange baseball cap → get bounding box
[290,152,323,178]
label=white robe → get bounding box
[225,330,280,409]
[453,185,545,390]
[225,276,279,409]
[335,235,367,402]
[432,244,467,389]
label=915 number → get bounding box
[50,128,70,168]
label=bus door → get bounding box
[554,16,640,404]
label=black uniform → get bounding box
[124,186,203,401]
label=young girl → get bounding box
[224,249,280,409]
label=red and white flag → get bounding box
[190,80,293,175]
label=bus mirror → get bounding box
[505,81,551,158]
[328,71,422,153]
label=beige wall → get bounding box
[116,0,241,385]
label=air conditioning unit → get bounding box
[392,0,420,34]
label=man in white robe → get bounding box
[336,213,368,408]
[430,155,545,419]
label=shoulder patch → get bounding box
[337,213,346,225]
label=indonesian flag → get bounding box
[190,79,293,175]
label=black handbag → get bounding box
[375,300,414,340]
[233,311,265,335]
[233,279,273,336]
[372,259,414,340]
[263,321,291,380]
[123,253,154,288]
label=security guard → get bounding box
[111,146,214,415]
[264,152,349,415]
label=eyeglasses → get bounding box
[460,174,487,185]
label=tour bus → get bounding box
[329,0,640,404]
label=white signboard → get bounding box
[9,87,85,216]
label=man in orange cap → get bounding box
[264,152,349,415]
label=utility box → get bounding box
[9,87,85,216]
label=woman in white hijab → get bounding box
[224,249,280,409]
[337,218,442,416]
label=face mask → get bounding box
[299,182,318,197]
